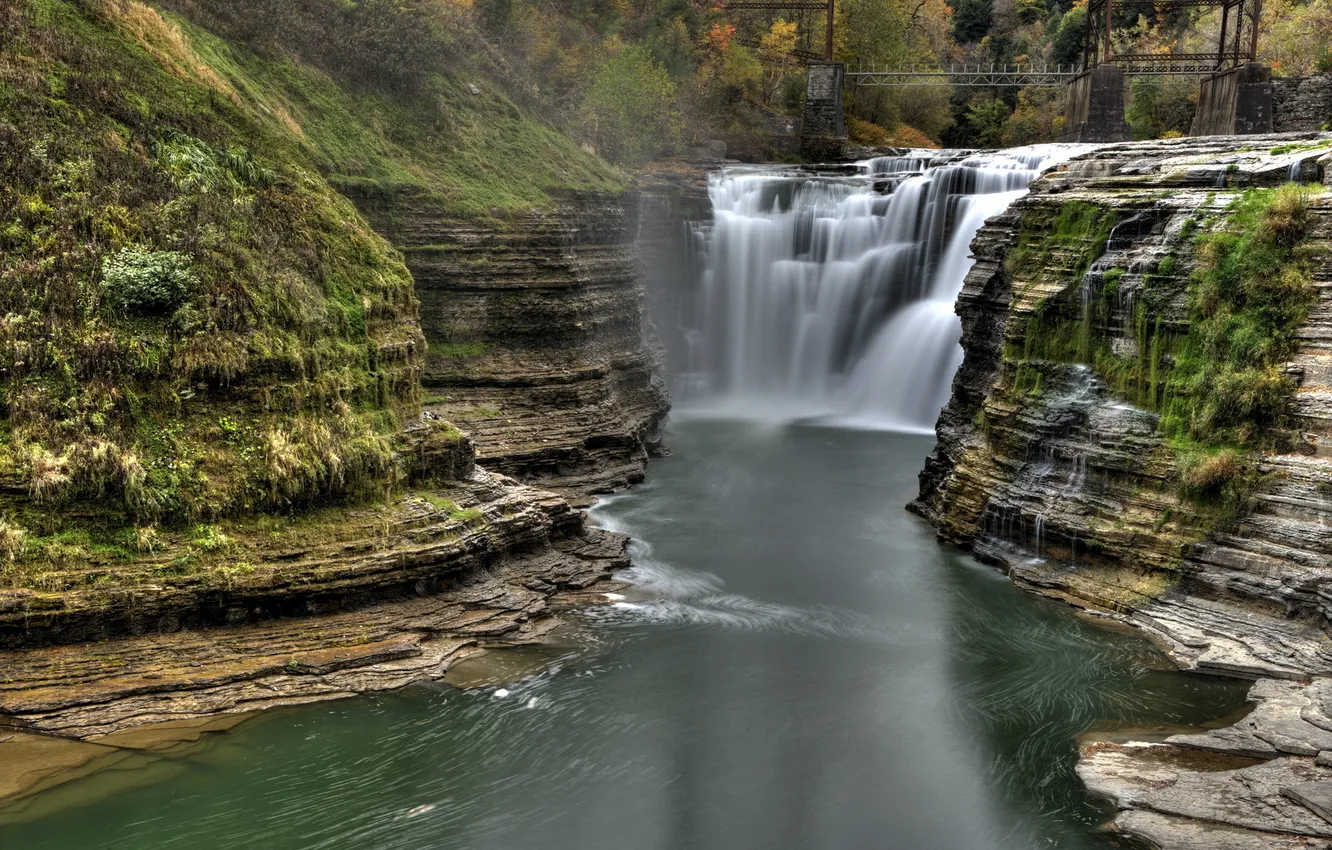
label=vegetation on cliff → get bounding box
[0,0,628,589]
[1,0,424,540]
[1167,185,1319,446]
[1009,184,1324,514]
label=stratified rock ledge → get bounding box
[913,132,1332,850]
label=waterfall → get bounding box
[678,146,1088,433]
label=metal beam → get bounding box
[720,2,829,10]
[846,70,1079,87]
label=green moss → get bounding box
[0,0,426,524]
[1006,202,1121,294]
[1011,186,1324,516]
[1159,185,1321,448]
[415,492,460,514]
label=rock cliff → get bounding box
[0,429,627,736]
[353,188,670,504]
[0,0,661,758]
[914,132,1332,848]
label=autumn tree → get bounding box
[579,44,685,164]
[757,20,800,105]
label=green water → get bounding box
[0,421,1248,849]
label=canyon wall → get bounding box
[914,133,1332,848]
[1275,75,1332,133]
[352,188,671,504]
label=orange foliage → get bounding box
[705,23,736,53]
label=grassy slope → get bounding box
[165,2,626,221]
[0,0,621,586]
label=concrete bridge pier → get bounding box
[1191,63,1274,136]
[801,61,847,160]
[1058,65,1132,142]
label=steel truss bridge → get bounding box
[723,0,1265,86]
[1082,0,1263,75]
[845,63,1083,87]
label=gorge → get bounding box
[4,5,1332,845]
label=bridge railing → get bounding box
[845,62,1084,87]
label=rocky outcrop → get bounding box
[351,188,671,503]
[0,430,627,739]
[1275,76,1332,133]
[914,132,1332,848]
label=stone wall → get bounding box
[801,61,846,160]
[1191,63,1274,136]
[1058,65,1132,142]
[1275,74,1332,132]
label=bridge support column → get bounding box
[1191,63,1273,136]
[1058,65,1132,142]
[801,61,846,161]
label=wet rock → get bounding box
[913,132,1332,849]
[0,468,630,739]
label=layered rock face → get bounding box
[0,431,628,741]
[354,189,670,504]
[1275,75,1332,133]
[913,133,1332,848]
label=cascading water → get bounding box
[678,146,1085,432]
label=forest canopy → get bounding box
[463,0,1332,158]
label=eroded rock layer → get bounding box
[353,188,671,502]
[0,435,628,738]
[913,133,1332,849]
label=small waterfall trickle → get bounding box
[679,146,1089,432]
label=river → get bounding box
[0,420,1248,850]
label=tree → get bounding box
[965,96,1010,146]
[953,0,994,44]
[1049,4,1087,66]
[579,44,685,164]
[1000,87,1064,144]
[757,20,800,106]
[1126,76,1196,139]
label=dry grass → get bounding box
[92,0,241,104]
[1179,449,1246,495]
[1260,183,1312,247]
[0,521,28,563]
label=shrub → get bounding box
[848,117,892,145]
[1259,183,1312,247]
[191,524,236,553]
[1179,449,1248,497]
[128,525,162,554]
[1164,186,1321,447]
[101,247,197,314]
[26,446,71,503]
[0,521,28,563]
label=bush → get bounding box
[1164,186,1320,447]
[1260,183,1312,247]
[1179,449,1248,495]
[1127,76,1197,141]
[0,521,28,564]
[848,116,892,145]
[101,247,197,314]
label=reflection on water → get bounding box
[0,421,1247,850]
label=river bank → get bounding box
[0,421,1252,848]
